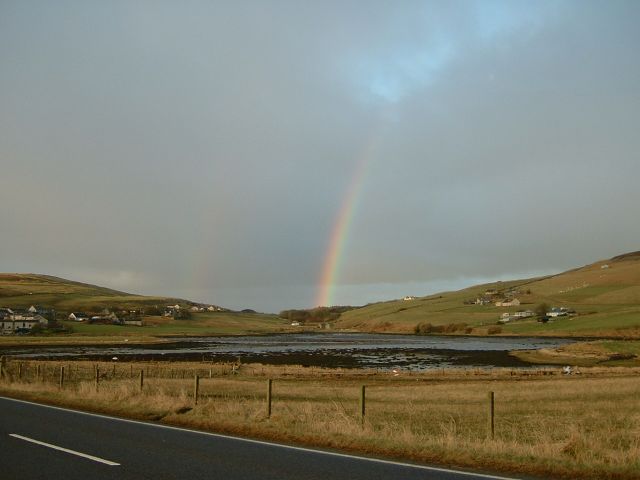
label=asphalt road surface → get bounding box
[0,396,522,480]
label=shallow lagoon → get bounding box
[2,333,574,370]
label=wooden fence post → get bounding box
[488,391,495,440]
[36,364,41,381]
[18,362,22,380]
[95,366,100,391]
[139,369,144,391]
[266,379,272,418]
[194,375,200,405]
[0,356,5,380]
[360,385,366,426]
[59,366,65,389]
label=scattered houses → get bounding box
[475,296,492,305]
[403,296,417,301]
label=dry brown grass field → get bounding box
[1,359,639,479]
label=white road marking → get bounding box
[9,433,120,466]
[2,396,517,479]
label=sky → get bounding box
[1,0,639,313]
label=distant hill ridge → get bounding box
[332,250,640,337]
[611,251,640,262]
[0,273,129,296]
[1,250,639,337]
[0,273,198,312]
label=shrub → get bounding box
[414,322,433,334]
[415,322,468,335]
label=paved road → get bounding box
[0,396,521,480]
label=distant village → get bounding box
[0,303,225,335]
[463,287,575,323]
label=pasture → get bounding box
[1,358,639,479]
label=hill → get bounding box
[0,273,288,337]
[333,251,640,337]
[0,273,190,312]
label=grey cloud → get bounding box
[1,1,639,311]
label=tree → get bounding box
[535,302,549,318]
[173,308,191,320]
[144,305,162,316]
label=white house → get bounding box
[1,314,47,334]
[499,310,535,323]
[68,312,90,322]
[547,307,572,317]
[123,319,143,326]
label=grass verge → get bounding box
[1,360,639,479]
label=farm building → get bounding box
[1,309,48,334]
[495,298,521,307]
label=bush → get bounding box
[487,326,502,335]
[414,322,468,335]
[535,303,549,318]
[414,322,433,334]
[29,324,43,334]
[173,309,192,320]
[144,306,162,316]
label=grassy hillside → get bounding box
[4,250,640,339]
[0,273,188,312]
[0,274,286,337]
[335,252,640,337]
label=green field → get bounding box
[62,311,287,336]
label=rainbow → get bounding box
[314,137,379,307]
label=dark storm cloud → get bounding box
[1,1,639,311]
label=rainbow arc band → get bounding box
[315,135,380,308]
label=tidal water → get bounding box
[1,333,574,370]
